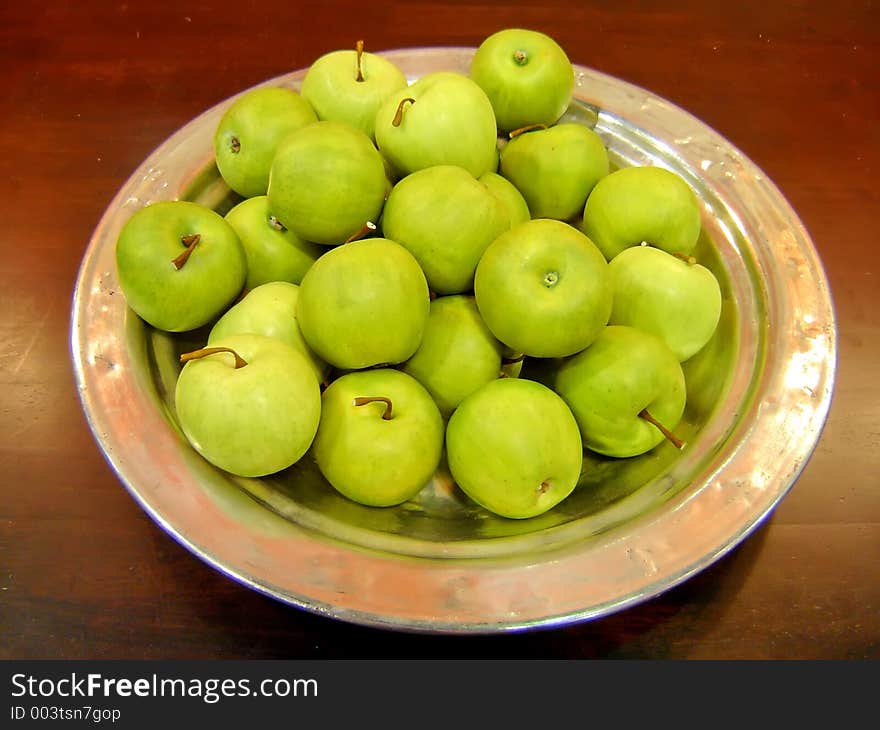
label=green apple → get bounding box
[554,325,687,458]
[469,28,575,133]
[499,123,609,221]
[374,71,498,179]
[401,294,506,417]
[445,377,583,519]
[296,237,430,369]
[207,281,327,381]
[301,40,408,142]
[214,86,317,198]
[175,333,322,477]
[479,171,531,228]
[267,120,387,246]
[608,244,722,362]
[581,165,702,261]
[312,368,444,507]
[224,196,322,289]
[115,200,246,332]
[474,218,612,357]
[380,165,510,295]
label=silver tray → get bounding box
[70,47,836,633]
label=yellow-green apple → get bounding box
[295,237,430,369]
[500,123,609,221]
[380,165,510,295]
[374,71,498,179]
[608,244,722,361]
[469,28,575,133]
[554,325,687,457]
[115,200,246,332]
[401,294,507,417]
[445,377,583,519]
[581,165,702,260]
[312,368,444,507]
[474,218,612,357]
[174,333,322,477]
[267,120,387,246]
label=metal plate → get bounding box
[70,48,836,633]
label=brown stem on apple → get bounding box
[344,220,377,243]
[179,346,248,369]
[171,233,201,270]
[538,479,550,494]
[673,252,698,265]
[230,136,241,154]
[355,39,365,82]
[268,214,286,232]
[392,97,416,127]
[509,123,547,139]
[513,49,529,65]
[353,396,393,420]
[638,409,685,449]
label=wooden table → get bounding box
[2,1,876,660]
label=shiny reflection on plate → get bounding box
[70,48,836,632]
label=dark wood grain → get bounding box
[1,0,877,660]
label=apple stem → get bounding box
[268,214,287,232]
[673,252,698,265]
[355,39,365,82]
[230,136,241,154]
[509,123,547,139]
[179,346,248,369]
[344,220,377,243]
[538,479,550,494]
[639,409,685,449]
[353,396,393,420]
[392,97,416,127]
[171,233,201,270]
[514,49,529,65]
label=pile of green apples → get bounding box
[115,29,723,520]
